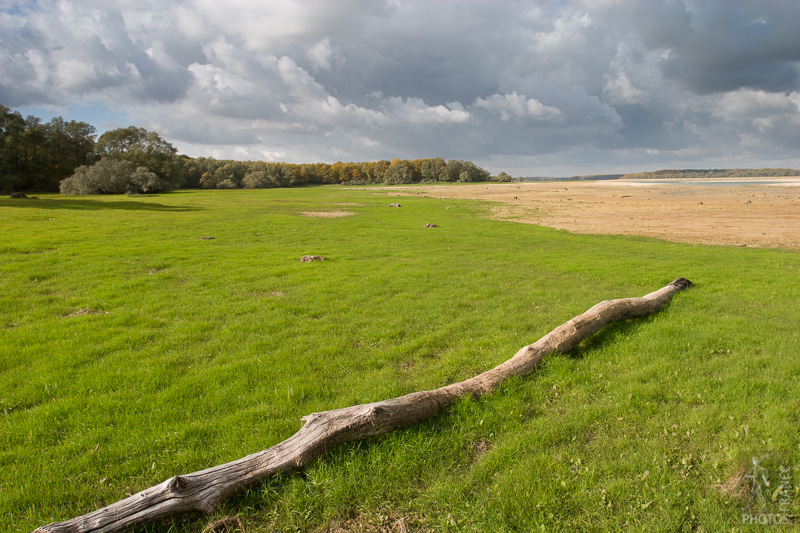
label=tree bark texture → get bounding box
[35,278,692,533]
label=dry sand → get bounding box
[382,178,800,249]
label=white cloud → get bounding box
[603,71,646,105]
[306,38,343,71]
[714,89,799,124]
[382,97,470,124]
[472,92,561,122]
[711,89,800,149]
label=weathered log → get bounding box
[35,278,692,533]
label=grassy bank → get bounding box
[1,187,798,531]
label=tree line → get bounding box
[1,106,513,195]
[1,105,96,192]
[620,168,800,180]
[182,157,514,189]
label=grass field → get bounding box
[1,186,798,532]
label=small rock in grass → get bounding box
[198,236,216,240]
[301,255,326,262]
[423,223,438,228]
[388,203,401,207]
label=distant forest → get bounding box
[1,106,513,194]
[526,169,800,181]
[4,106,797,195]
[619,169,800,179]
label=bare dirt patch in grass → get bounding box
[471,437,492,459]
[249,290,286,298]
[65,308,106,318]
[713,467,748,501]
[202,516,245,533]
[300,211,356,218]
[381,179,800,249]
[321,512,426,533]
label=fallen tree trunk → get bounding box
[35,278,692,533]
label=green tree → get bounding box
[242,170,273,188]
[1,106,97,192]
[181,156,211,188]
[62,118,97,168]
[95,126,183,187]
[0,105,26,192]
[281,165,303,186]
[39,116,97,190]
[456,161,490,182]
[442,160,463,182]
[420,157,447,182]
[384,159,412,184]
[16,115,49,190]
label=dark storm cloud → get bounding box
[1,0,798,174]
[302,0,516,107]
[630,0,800,94]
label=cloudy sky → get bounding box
[2,0,799,176]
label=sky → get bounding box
[2,0,799,177]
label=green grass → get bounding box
[1,187,798,532]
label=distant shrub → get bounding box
[57,174,84,195]
[60,159,133,194]
[216,178,239,189]
[129,167,173,194]
[60,158,172,195]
